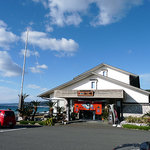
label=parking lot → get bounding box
[0,122,150,150]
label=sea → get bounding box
[0,103,49,115]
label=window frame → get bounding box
[90,79,98,90]
[91,81,96,89]
[102,69,108,77]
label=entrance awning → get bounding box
[54,90,125,99]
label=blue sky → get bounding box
[0,0,150,103]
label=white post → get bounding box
[18,29,29,112]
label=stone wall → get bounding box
[123,103,150,117]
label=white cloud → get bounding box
[27,84,41,89]
[0,20,7,27]
[29,21,34,26]
[48,0,87,26]
[37,64,48,69]
[0,86,19,103]
[20,49,39,57]
[30,63,48,73]
[30,66,42,73]
[140,73,150,89]
[0,79,15,84]
[0,20,18,50]
[32,0,48,8]
[0,51,22,77]
[45,24,53,32]
[27,84,48,92]
[40,87,48,92]
[92,0,143,26]
[55,51,75,57]
[35,0,143,26]
[140,74,150,80]
[21,30,78,56]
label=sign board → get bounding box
[77,90,94,96]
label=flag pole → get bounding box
[18,29,29,116]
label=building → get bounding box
[38,63,150,121]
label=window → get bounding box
[102,70,108,76]
[4,111,15,117]
[90,79,97,90]
[91,81,96,89]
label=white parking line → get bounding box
[0,128,27,133]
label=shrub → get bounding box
[20,120,29,125]
[125,116,150,124]
[20,120,43,125]
[44,118,54,126]
[125,116,141,123]
[102,109,109,120]
[28,121,36,125]
[123,124,150,131]
[143,117,150,124]
[37,121,46,126]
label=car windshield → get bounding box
[4,111,14,117]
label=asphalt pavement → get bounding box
[0,122,150,150]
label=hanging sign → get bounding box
[74,101,102,115]
[77,90,94,96]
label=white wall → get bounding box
[63,75,97,91]
[96,77,149,103]
[95,66,130,84]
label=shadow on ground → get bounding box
[113,141,150,150]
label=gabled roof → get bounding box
[38,63,148,98]
[74,63,138,80]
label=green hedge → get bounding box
[122,124,150,131]
[37,121,46,126]
[20,120,43,125]
[20,120,29,125]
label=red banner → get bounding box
[74,101,102,115]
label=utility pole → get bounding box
[18,29,29,114]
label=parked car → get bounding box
[0,110,16,128]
